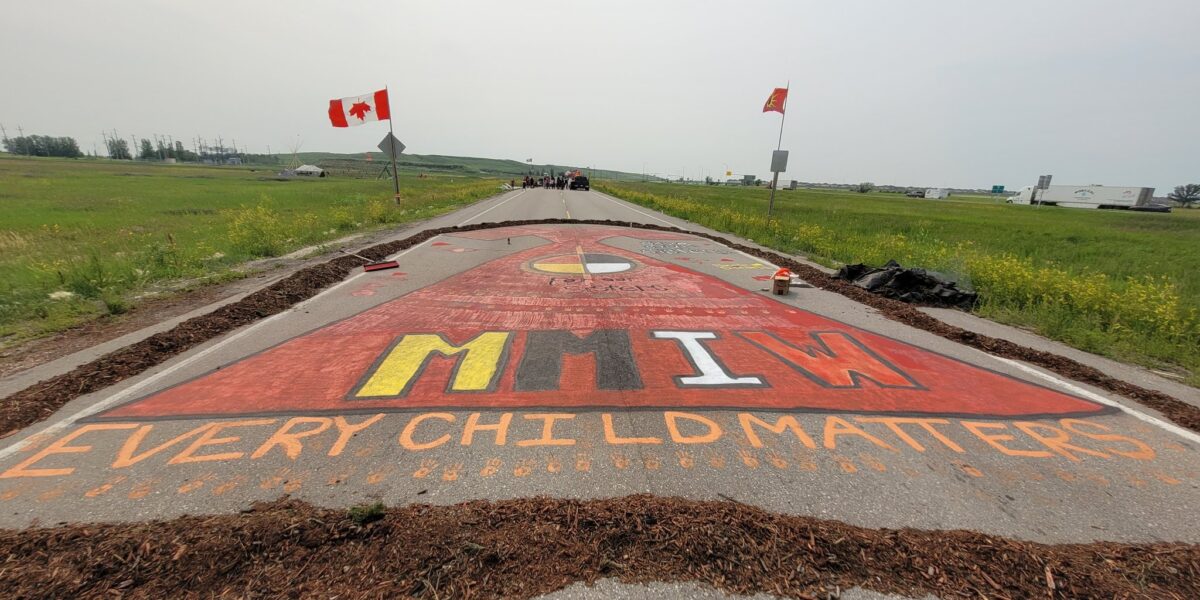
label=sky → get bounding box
[2,0,1197,191]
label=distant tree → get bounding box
[1169,184,1200,208]
[171,141,198,162]
[3,136,26,155]
[856,182,876,193]
[138,138,156,160]
[61,137,82,158]
[105,137,132,160]
[2,135,83,158]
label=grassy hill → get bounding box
[289,152,653,181]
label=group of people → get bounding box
[521,175,569,189]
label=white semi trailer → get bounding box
[1007,184,1155,210]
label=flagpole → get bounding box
[776,80,789,151]
[767,81,789,218]
[386,86,401,203]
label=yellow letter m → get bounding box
[352,332,511,399]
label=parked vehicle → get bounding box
[1007,184,1155,209]
[570,176,590,191]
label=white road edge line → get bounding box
[590,191,676,226]
[1,189,530,455]
[597,186,1199,444]
[598,189,1199,444]
[458,189,526,226]
[734,249,780,270]
[590,191,782,268]
[0,239,433,459]
[991,356,1200,444]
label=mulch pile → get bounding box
[2,218,1198,438]
[0,495,1195,599]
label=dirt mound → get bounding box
[1,495,1195,599]
[1,219,1198,438]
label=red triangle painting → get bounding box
[90,226,1107,422]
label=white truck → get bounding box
[925,188,950,199]
[1007,184,1155,210]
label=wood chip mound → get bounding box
[0,495,1195,599]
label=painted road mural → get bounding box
[0,224,1196,543]
[90,227,1103,420]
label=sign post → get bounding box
[991,184,1005,203]
[378,132,406,204]
[767,150,789,217]
[766,81,790,218]
[385,86,401,204]
[1035,174,1052,208]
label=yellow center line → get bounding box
[575,243,592,281]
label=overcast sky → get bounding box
[2,1,1197,190]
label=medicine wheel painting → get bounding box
[530,253,636,274]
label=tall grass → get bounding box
[598,181,1200,386]
[0,156,501,344]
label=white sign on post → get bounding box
[771,150,789,173]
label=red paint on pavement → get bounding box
[92,226,1106,421]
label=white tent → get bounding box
[294,164,325,177]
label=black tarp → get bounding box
[835,260,978,309]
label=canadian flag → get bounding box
[328,89,390,127]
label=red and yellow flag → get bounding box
[762,87,788,114]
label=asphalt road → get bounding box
[1,186,1197,557]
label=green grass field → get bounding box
[597,181,1200,386]
[0,156,501,345]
